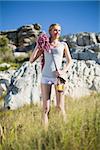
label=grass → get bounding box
[0,92,100,150]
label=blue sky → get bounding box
[0,0,100,35]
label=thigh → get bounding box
[54,85,64,106]
[41,83,52,101]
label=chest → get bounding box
[46,43,64,57]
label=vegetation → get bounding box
[0,93,100,150]
[0,36,15,64]
[0,35,30,71]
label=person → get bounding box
[30,23,72,127]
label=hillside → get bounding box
[0,24,100,150]
[0,93,100,150]
[0,23,100,109]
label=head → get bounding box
[49,24,61,39]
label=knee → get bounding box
[56,106,61,111]
[44,106,50,115]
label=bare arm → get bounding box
[63,42,73,72]
[55,42,73,77]
[29,45,44,63]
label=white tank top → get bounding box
[42,41,67,78]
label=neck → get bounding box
[49,37,60,48]
[50,37,59,43]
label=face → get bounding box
[50,25,61,39]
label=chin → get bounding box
[55,35,60,38]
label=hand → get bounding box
[55,69,64,77]
[28,61,33,67]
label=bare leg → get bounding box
[41,83,52,128]
[55,86,66,121]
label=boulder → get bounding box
[90,33,97,44]
[0,23,42,52]
[1,59,99,110]
[4,61,41,110]
[0,27,100,109]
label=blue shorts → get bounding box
[41,77,57,85]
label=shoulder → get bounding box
[60,41,68,48]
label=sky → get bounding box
[0,0,100,35]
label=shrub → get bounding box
[0,35,9,47]
[0,36,14,63]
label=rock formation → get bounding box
[0,24,100,109]
[63,32,100,64]
[4,61,41,109]
[0,23,42,53]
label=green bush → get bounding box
[0,35,9,47]
[0,36,14,63]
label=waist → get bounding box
[41,76,57,85]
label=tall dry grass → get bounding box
[0,93,100,150]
